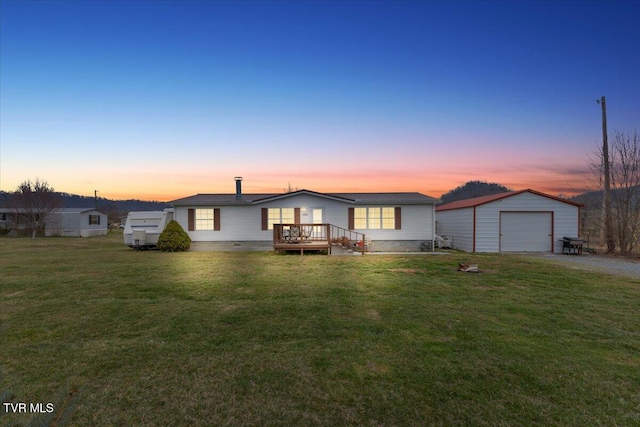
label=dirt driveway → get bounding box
[525,253,640,279]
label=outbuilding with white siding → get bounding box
[435,189,583,253]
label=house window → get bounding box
[267,208,295,230]
[354,208,367,229]
[195,209,215,230]
[89,215,100,225]
[267,208,280,230]
[353,207,396,229]
[188,208,220,231]
[282,208,294,224]
[0,213,6,221]
[381,207,395,229]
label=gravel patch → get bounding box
[524,253,640,279]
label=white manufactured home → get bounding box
[48,208,109,237]
[0,207,108,237]
[171,180,437,253]
[435,189,583,253]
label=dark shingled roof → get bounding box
[327,192,438,205]
[171,190,438,206]
[170,194,276,206]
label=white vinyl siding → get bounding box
[435,208,474,251]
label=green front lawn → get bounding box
[1,232,639,425]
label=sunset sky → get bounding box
[1,0,638,202]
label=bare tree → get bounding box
[8,178,62,238]
[609,131,640,254]
[590,131,640,254]
[284,182,300,193]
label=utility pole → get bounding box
[598,96,615,253]
[94,190,99,209]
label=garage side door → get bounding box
[500,212,552,252]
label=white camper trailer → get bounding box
[123,208,174,248]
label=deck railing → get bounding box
[273,224,330,244]
[272,224,367,255]
[329,224,367,254]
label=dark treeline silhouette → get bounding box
[439,181,511,204]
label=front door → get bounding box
[312,208,323,224]
[312,208,324,239]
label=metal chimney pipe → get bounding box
[234,177,243,199]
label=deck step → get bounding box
[330,244,363,256]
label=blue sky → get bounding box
[1,0,638,200]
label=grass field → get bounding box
[1,231,639,426]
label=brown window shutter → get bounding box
[395,207,401,230]
[261,208,268,230]
[214,208,221,231]
[294,208,300,224]
[348,207,354,230]
[188,209,195,231]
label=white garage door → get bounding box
[500,212,552,252]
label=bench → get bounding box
[561,236,585,255]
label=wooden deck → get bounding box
[273,240,332,254]
[272,224,366,255]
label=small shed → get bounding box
[435,189,583,253]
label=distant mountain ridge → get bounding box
[0,191,171,213]
[569,185,640,207]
